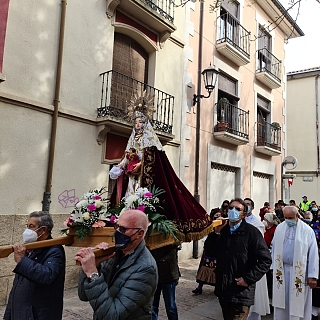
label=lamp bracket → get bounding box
[193,92,211,106]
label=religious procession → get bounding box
[2,0,320,319]
[1,90,320,320]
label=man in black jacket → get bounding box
[4,211,66,320]
[206,198,271,320]
[151,244,180,320]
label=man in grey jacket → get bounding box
[76,209,158,320]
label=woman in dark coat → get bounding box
[192,208,220,294]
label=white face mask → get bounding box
[22,227,43,243]
[262,220,268,227]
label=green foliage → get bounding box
[147,213,180,241]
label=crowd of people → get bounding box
[3,92,320,320]
[191,196,320,320]
[4,196,320,320]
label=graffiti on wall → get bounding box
[58,189,79,208]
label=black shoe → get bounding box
[192,288,202,295]
[312,315,318,320]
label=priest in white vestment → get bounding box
[244,198,270,320]
[271,205,319,320]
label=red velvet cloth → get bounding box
[141,147,212,240]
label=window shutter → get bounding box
[221,0,239,18]
[113,33,148,82]
[258,27,271,51]
[111,33,149,111]
[218,73,237,96]
[257,95,270,111]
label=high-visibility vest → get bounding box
[300,201,311,212]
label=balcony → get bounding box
[214,99,249,145]
[107,0,176,45]
[216,13,251,66]
[97,70,174,144]
[256,48,282,89]
[255,121,281,156]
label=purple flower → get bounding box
[87,204,97,211]
[143,192,153,198]
[109,215,117,223]
[94,195,101,200]
[137,205,146,212]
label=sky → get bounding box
[279,0,320,72]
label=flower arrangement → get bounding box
[108,186,180,240]
[61,187,117,240]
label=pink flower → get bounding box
[143,192,153,198]
[87,204,96,211]
[63,219,70,228]
[109,215,117,223]
[94,195,101,200]
[137,205,146,212]
[92,221,106,228]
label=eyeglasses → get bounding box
[228,206,242,212]
[113,223,140,234]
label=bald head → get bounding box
[283,206,299,221]
[120,210,149,233]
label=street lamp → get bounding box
[193,64,219,106]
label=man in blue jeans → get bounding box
[151,244,180,320]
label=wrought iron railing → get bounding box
[256,48,282,83]
[97,70,174,135]
[256,121,281,151]
[139,0,174,23]
[215,100,249,140]
[216,12,250,59]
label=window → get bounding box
[257,95,271,144]
[257,26,272,73]
[217,73,239,129]
[219,0,240,46]
[110,33,149,112]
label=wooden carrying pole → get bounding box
[0,220,222,260]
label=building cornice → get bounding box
[254,0,304,39]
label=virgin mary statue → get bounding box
[110,92,213,241]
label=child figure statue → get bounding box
[125,148,140,175]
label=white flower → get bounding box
[71,210,83,223]
[82,212,90,220]
[83,192,93,199]
[95,200,102,208]
[135,187,149,196]
[98,213,107,220]
[125,195,139,208]
[76,199,88,208]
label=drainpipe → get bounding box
[193,0,205,259]
[316,74,320,175]
[42,0,67,211]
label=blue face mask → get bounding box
[247,205,251,214]
[312,208,318,211]
[230,221,242,233]
[228,208,241,222]
[304,219,312,224]
[285,219,297,227]
[114,230,131,249]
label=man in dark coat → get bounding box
[151,244,180,320]
[207,198,271,320]
[4,211,66,320]
[76,209,158,320]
